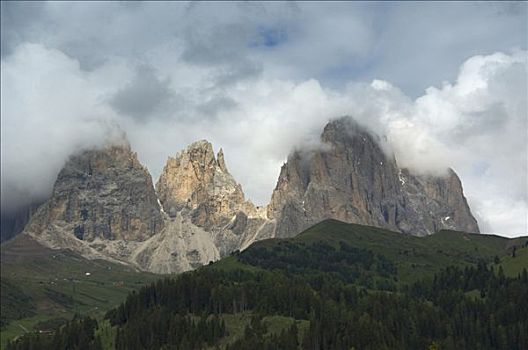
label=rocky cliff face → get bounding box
[22,139,272,273]
[156,140,258,226]
[156,140,273,257]
[23,141,169,267]
[268,117,479,237]
[19,117,479,274]
[26,142,164,243]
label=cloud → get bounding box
[110,65,175,121]
[121,51,527,239]
[0,1,47,57]
[359,2,527,96]
[0,43,122,212]
[413,51,527,197]
[1,3,526,237]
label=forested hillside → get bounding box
[6,220,528,349]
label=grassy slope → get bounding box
[499,246,528,277]
[0,235,161,349]
[217,219,527,284]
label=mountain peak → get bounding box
[156,140,248,221]
[186,139,213,153]
[322,117,387,155]
[24,143,164,244]
[155,141,271,258]
[268,117,479,237]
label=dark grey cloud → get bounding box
[181,22,253,66]
[110,66,175,121]
[0,1,46,56]
[213,60,262,86]
[181,22,263,85]
[488,1,527,17]
[1,2,187,70]
[197,95,237,118]
[179,2,292,84]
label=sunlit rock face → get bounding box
[156,140,260,228]
[156,140,272,257]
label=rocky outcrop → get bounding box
[157,140,258,225]
[268,117,479,237]
[131,212,221,274]
[25,140,164,249]
[156,140,271,256]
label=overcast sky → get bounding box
[1,1,527,237]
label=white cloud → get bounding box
[129,49,527,237]
[410,51,527,236]
[0,44,122,210]
[1,3,526,237]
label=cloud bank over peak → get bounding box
[1,2,526,237]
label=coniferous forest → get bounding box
[7,257,527,349]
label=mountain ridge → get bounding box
[8,116,481,273]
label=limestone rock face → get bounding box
[25,142,164,243]
[156,140,270,257]
[156,140,257,225]
[268,117,480,237]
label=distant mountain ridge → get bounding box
[11,117,479,273]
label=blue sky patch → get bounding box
[251,26,288,48]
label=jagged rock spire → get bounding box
[217,148,228,173]
[156,140,258,227]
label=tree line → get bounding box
[7,253,528,349]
